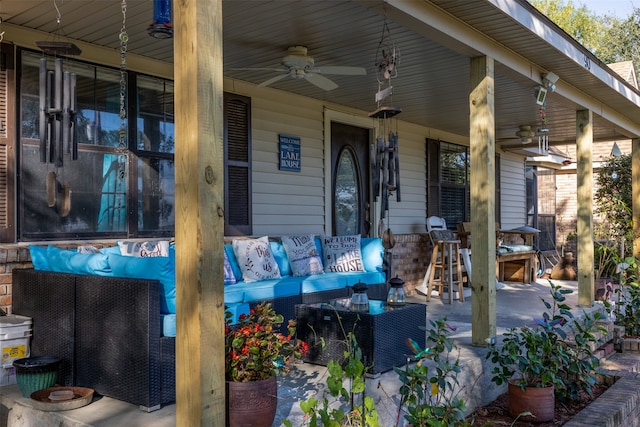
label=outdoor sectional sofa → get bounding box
[11,236,387,411]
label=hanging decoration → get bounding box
[37,0,80,167]
[370,19,402,224]
[537,99,549,155]
[148,0,173,39]
[36,0,81,218]
[38,57,78,167]
[370,18,402,279]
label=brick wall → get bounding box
[389,233,431,295]
[0,246,34,314]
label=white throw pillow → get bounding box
[321,235,365,273]
[118,240,170,257]
[281,234,324,276]
[232,236,281,282]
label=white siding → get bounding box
[226,79,527,237]
[499,153,527,229]
[384,121,427,234]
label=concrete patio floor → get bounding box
[0,279,610,426]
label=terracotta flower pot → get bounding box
[226,377,277,427]
[508,380,555,423]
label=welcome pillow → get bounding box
[232,236,281,282]
[321,235,365,273]
[281,234,324,276]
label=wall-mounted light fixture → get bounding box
[535,86,547,105]
[542,72,559,92]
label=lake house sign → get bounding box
[279,134,301,172]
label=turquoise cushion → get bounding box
[232,276,301,303]
[270,241,292,276]
[314,237,323,260]
[224,287,245,304]
[47,245,112,276]
[224,244,243,281]
[161,314,176,337]
[497,244,534,254]
[100,246,121,256]
[29,245,49,270]
[108,252,176,314]
[361,238,384,272]
[300,271,386,294]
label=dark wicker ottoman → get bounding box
[295,299,426,375]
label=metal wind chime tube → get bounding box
[38,56,78,167]
[370,109,401,220]
[38,58,47,163]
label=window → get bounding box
[224,93,252,236]
[18,50,174,240]
[440,142,470,228]
[334,148,360,236]
[427,139,500,228]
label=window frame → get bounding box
[16,49,175,241]
[427,138,500,228]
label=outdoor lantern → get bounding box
[148,0,173,39]
[387,276,406,306]
[350,280,370,312]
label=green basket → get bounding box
[13,356,61,398]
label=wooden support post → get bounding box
[174,0,225,426]
[576,110,594,307]
[633,138,640,258]
[469,55,497,346]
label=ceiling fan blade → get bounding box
[304,72,338,91]
[310,66,367,76]
[230,67,288,73]
[257,73,289,87]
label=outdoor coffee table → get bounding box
[295,298,427,375]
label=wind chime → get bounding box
[36,0,81,217]
[369,20,402,277]
[537,100,549,156]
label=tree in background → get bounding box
[529,0,605,52]
[596,10,640,72]
[595,154,633,244]
[529,0,640,71]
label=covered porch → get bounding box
[2,0,640,424]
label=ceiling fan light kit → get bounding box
[234,45,366,91]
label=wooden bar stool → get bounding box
[427,239,464,303]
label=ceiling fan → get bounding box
[497,125,537,145]
[232,45,367,91]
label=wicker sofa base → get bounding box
[12,269,171,411]
[11,268,388,410]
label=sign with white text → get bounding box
[279,134,301,172]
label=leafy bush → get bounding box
[488,281,605,402]
[395,318,466,427]
[610,256,640,337]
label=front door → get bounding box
[331,122,370,236]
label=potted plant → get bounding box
[225,302,308,427]
[487,281,604,423]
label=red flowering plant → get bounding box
[225,302,308,382]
